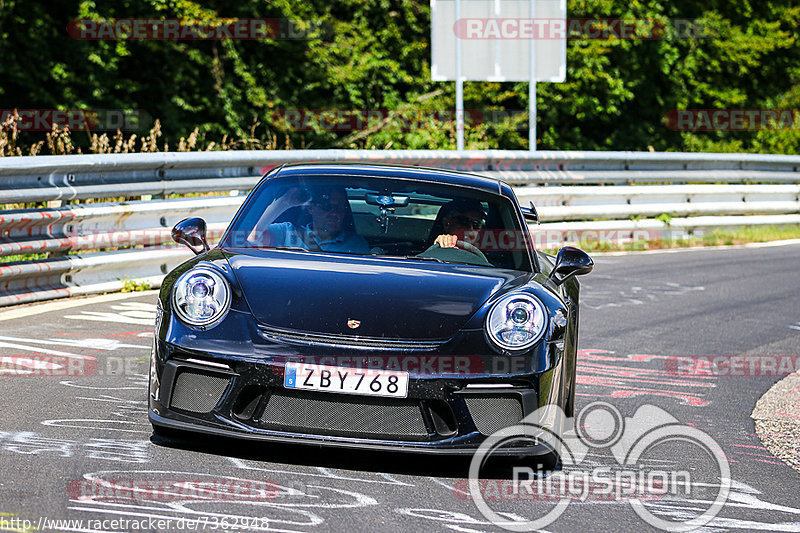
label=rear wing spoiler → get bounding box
[520,202,540,225]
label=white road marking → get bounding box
[0,335,147,352]
[0,290,158,322]
[64,311,155,326]
[58,380,141,390]
[0,340,85,357]
[445,525,488,533]
[40,419,151,433]
[0,356,64,374]
[428,477,470,497]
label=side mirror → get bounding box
[521,202,540,225]
[546,246,593,285]
[172,217,210,255]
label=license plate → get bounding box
[284,363,409,398]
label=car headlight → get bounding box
[172,267,231,327]
[485,293,547,351]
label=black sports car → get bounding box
[149,163,592,456]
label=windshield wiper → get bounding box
[268,246,309,252]
[403,255,446,263]
[370,254,446,263]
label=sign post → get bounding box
[431,0,566,150]
[529,0,537,151]
[455,0,464,151]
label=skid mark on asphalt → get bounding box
[576,349,715,406]
[641,479,800,532]
[396,508,547,533]
[580,276,705,310]
[67,469,379,532]
[229,458,413,486]
[0,431,151,463]
[424,466,800,532]
[43,375,150,434]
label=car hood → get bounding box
[224,249,529,340]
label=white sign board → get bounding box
[431,0,566,82]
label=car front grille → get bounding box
[259,390,429,440]
[170,370,231,413]
[256,325,444,351]
[463,394,524,435]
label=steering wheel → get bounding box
[455,239,489,263]
[416,240,491,266]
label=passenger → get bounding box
[249,186,369,254]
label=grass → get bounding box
[1,115,290,157]
[0,253,48,263]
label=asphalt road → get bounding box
[1,242,799,532]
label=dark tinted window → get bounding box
[224,174,532,271]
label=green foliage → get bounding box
[1,0,799,153]
[120,277,151,292]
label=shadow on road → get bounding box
[150,430,560,480]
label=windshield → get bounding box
[223,174,533,271]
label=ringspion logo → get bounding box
[467,402,730,531]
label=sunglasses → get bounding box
[312,200,347,213]
[447,214,485,230]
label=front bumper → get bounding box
[149,343,562,456]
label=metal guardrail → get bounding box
[1,149,799,306]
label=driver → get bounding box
[418,198,490,265]
[429,198,487,250]
[249,186,369,254]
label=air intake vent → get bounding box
[464,395,523,435]
[260,390,428,440]
[170,370,230,413]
